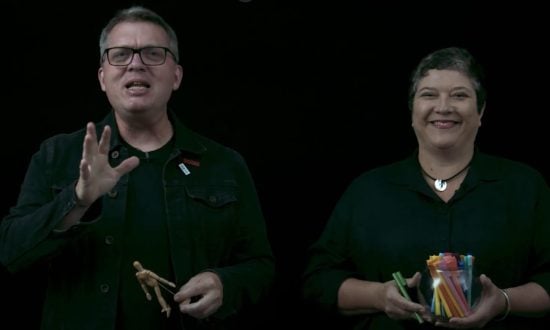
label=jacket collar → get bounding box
[97,109,207,155]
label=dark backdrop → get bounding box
[2,1,549,329]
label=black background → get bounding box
[2,1,549,328]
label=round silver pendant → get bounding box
[434,179,447,192]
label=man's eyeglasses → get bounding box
[103,47,176,66]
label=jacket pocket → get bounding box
[185,185,238,209]
[182,185,239,260]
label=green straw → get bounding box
[392,271,423,324]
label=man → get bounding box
[0,6,274,329]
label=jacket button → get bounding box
[110,150,120,159]
[100,284,110,293]
[108,190,118,198]
[105,235,114,245]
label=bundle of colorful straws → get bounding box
[426,253,475,318]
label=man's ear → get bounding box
[98,67,106,92]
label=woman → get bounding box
[302,47,550,329]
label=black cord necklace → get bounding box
[421,160,472,192]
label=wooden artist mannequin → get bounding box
[133,261,176,317]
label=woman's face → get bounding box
[411,69,483,153]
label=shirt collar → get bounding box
[388,147,501,190]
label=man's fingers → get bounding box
[79,159,90,181]
[86,122,97,139]
[116,157,140,176]
[98,125,111,154]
